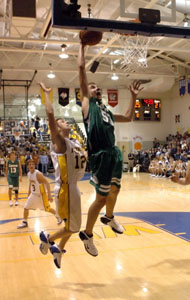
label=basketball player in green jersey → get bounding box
[6,151,22,206]
[78,41,143,256]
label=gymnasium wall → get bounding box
[106,88,172,161]
[169,82,190,135]
[0,82,183,163]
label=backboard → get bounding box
[52,0,190,38]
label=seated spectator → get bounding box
[128,152,134,172]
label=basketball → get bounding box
[79,30,103,46]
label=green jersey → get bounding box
[84,97,115,155]
[8,159,19,177]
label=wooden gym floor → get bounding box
[1,172,190,300]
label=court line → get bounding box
[0,240,188,264]
[0,220,144,236]
[115,212,190,242]
[1,211,189,242]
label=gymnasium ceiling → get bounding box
[1,0,190,93]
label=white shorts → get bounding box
[24,193,45,210]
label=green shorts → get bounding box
[8,176,19,190]
[89,146,123,196]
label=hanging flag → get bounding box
[58,88,69,106]
[107,89,118,107]
[40,88,53,104]
[179,77,186,96]
[188,77,190,94]
[75,88,81,106]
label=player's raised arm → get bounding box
[39,82,66,151]
[78,43,89,118]
[39,82,56,132]
[113,80,143,122]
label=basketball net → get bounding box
[118,34,151,69]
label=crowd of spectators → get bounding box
[3,122,188,180]
[127,131,190,178]
[0,120,86,177]
[0,134,51,176]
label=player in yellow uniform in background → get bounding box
[17,159,57,228]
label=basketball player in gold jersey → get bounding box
[39,82,86,269]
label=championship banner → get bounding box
[132,135,143,153]
[75,88,81,106]
[179,77,185,96]
[40,88,53,104]
[58,88,69,107]
[107,89,118,107]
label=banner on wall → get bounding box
[107,89,118,107]
[132,135,143,153]
[188,77,190,94]
[75,88,81,106]
[40,88,53,104]
[175,114,180,123]
[58,88,69,106]
[179,77,186,96]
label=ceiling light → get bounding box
[102,48,108,54]
[183,14,190,27]
[113,59,120,64]
[59,53,69,59]
[47,71,55,79]
[59,43,69,59]
[138,57,146,63]
[111,73,119,80]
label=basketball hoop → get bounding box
[118,34,151,69]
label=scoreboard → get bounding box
[134,98,161,121]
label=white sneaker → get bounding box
[50,244,66,269]
[15,201,19,206]
[56,216,62,225]
[17,221,28,229]
[100,215,124,234]
[9,200,13,207]
[39,231,51,255]
[79,231,98,257]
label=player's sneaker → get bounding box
[39,231,52,255]
[100,215,124,234]
[9,200,13,207]
[56,216,62,225]
[15,201,19,206]
[50,244,66,269]
[17,221,28,229]
[79,231,98,257]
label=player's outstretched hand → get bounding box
[39,82,52,93]
[129,80,143,96]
